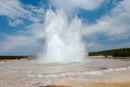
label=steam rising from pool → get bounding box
[37,9,86,63]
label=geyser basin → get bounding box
[1,58,130,75]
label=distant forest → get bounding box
[0,56,26,60]
[89,48,130,57]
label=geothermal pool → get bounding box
[0,58,130,77]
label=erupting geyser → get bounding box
[37,9,87,63]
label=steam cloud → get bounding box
[37,9,87,63]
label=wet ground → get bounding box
[0,58,130,87]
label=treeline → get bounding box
[89,50,115,56]
[113,48,130,57]
[0,56,26,60]
[89,48,130,57]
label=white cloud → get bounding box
[0,0,31,19]
[87,41,130,52]
[50,0,105,14]
[0,35,42,55]
[0,0,45,26]
[83,0,130,39]
[27,23,45,39]
[0,0,45,55]
[82,0,130,51]
[8,19,23,26]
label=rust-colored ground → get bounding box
[0,58,27,62]
[45,81,130,87]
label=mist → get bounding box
[37,9,87,63]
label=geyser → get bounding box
[37,9,87,63]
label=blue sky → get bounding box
[0,0,130,55]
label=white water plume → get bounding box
[37,9,87,63]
